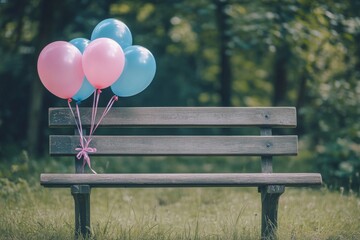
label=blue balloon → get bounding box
[72,78,95,102]
[91,18,132,49]
[69,38,90,53]
[111,45,156,97]
[69,38,95,102]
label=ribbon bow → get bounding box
[75,139,97,174]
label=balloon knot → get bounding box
[75,146,97,160]
[97,89,102,94]
[114,96,118,101]
[68,98,72,103]
[75,144,97,174]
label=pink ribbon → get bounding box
[76,147,97,159]
[75,139,97,174]
[67,90,118,174]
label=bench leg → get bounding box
[260,185,285,240]
[71,185,91,239]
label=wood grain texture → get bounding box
[49,107,297,128]
[50,135,298,156]
[40,173,322,188]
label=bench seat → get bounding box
[41,173,322,188]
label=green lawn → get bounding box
[1,178,359,239]
[0,156,359,239]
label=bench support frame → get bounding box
[259,127,284,239]
[260,185,285,239]
[71,185,91,238]
[72,128,91,238]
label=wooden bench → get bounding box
[40,107,322,239]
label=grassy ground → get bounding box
[1,156,360,239]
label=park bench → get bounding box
[40,107,322,239]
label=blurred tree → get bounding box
[215,0,232,106]
[0,0,359,190]
[27,0,55,157]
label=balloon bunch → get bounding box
[37,18,156,173]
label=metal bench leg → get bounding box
[260,185,285,240]
[71,185,91,239]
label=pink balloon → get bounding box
[82,38,125,89]
[37,41,84,99]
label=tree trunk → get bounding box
[272,43,289,106]
[26,0,54,156]
[216,1,232,107]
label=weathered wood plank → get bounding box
[49,135,298,156]
[40,173,322,188]
[49,107,297,128]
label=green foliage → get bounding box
[294,2,360,191]
[0,0,359,190]
[0,178,32,203]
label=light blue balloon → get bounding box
[72,78,95,102]
[69,38,90,53]
[111,45,156,97]
[69,38,95,102]
[91,18,132,49]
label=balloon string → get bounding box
[68,99,97,174]
[83,90,118,173]
[89,89,101,138]
[76,88,101,173]
[67,91,118,174]
[67,99,82,137]
[93,95,118,131]
[76,103,97,174]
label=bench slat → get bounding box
[49,107,296,128]
[40,173,322,188]
[50,135,298,156]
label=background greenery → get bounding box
[0,0,359,191]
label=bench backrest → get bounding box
[49,107,297,173]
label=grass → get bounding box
[0,155,360,239]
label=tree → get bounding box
[215,0,233,106]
